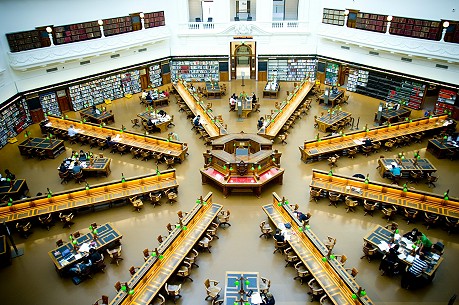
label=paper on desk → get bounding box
[394,233,401,241]
[113,134,121,142]
[378,241,390,252]
[251,292,263,304]
[79,243,91,253]
[398,253,407,260]
[75,253,82,260]
[406,255,415,263]
[353,139,364,145]
[59,259,68,266]
[432,253,440,261]
[45,122,52,127]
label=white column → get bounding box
[344,10,349,27]
[98,20,105,38]
[140,13,145,30]
[297,0,309,22]
[386,16,392,34]
[46,27,54,46]
[441,21,450,42]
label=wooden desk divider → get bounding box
[42,116,188,161]
[0,170,179,223]
[300,115,449,162]
[263,192,374,305]
[310,169,459,219]
[109,192,223,305]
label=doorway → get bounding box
[201,0,214,22]
[230,41,256,80]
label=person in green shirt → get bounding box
[419,233,433,253]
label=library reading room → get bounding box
[1,1,459,305]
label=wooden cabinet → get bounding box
[30,109,45,123]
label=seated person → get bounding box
[141,90,148,100]
[257,117,265,129]
[193,115,202,128]
[390,165,401,177]
[403,228,421,242]
[88,248,102,263]
[68,260,92,276]
[163,90,170,98]
[78,150,88,161]
[157,109,167,117]
[168,132,180,141]
[273,229,284,242]
[106,136,115,147]
[59,162,69,173]
[379,245,400,275]
[68,125,78,138]
[4,169,16,181]
[147,118,154,127]
[145,92,153,103]
[229,97,236,110]
[262,293,275,305]
[363,138,373,147]
[401,254,428,289]
[72,161,83,175]
[231,93,237,100]
[189,84,195,92]
[294,211,311,223]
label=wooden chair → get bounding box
[328,192,341,208]
[73,170,86,184]
[320,295,333,305]
[149,192,162,207]
[72,230,81,238]
[217,210,231,227]
[16,222,32,238]
[307,278,325,302]
[309,188,323,203]
[117,144,128,156]
[345,196,358,213]
[384,140,395,151]
[56,239,64,247]
[445,216,459,235]
[335,254,348,266]
[360,241,377,262]
[198,234,213,253]
[385,222,399,231]
[327,154,340,168]
[293,261,310,284]
[107,245,123,265]
[131,118,140,128]
[424,212,439,230]
[130,147,142,159]
[346,267,359,278]
[347,147,358,159]
[166,223,174,234]
[141,150,151,161]
[323,236,336,251]
[363,200,377,216]
[273,238,288,254]
[151,294,166,305]
[204,279,221,301]
[206,222,219,240]
[259,276,271,294]
[278,132,288,145]
[165,189,178,205]
[97,139,108,150]
[129,196,144,212]
[259,221,273,238]
[409,171,423,184]
[372,141,381,153]
[165,157,175,169]
[176,261,193,282]
[93,295,109,305]
[382,205,397,222]
[165,283,182,304]
[185,248,199,268]
[284,247,300,267]
[426,173,439,188]
[404,207,419,224]
[361,145,372,157]
[38,213,54,231]
[59,212,74,228]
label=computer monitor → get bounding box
[235,148,249,156]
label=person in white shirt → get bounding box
[141,90,148,100]
[68,125,78,138]
[229,97,236,111]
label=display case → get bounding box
[324,63,339,85]
[103,16,133,37]
[322,8,345,26]
[170,60,219,82]
[389,17,440,40]
[143,11,165,29]
[355,12,388,33]
[39,92,61,117]
[121,70,142,94]
[149,64,163,88]
[0,98,32,148]
[54,21,101,45]
[435,89,457,115]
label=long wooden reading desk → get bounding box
[262,193,373,305]
[80,108,115,125]
[109,192,222,305]
[0,179,29,201]
[0,170,179,223]
[258,80,313,140]
[427,138,459,159]
[174,81,227,139]
[377,158,436,178]
[300,115,450,162]
[310,169,459,220]
[42,116,188,162]
[18,137,65,159]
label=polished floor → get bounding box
[0,79,458,305]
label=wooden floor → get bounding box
[0,79,459,305]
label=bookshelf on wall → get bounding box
[69,75,123,111]
[149,64,163,88]
[54,21,101,45]
[355,12,387,33]
[267,59,317,81]
[6,30,42,52]
[324,63,339,85]
[170,60,219,82]
[103,16,133,37]
[0,98,32,148]
[347,68,369,92]
[39,92,61,117]
[389,17,440,40]
[322,8,345,26]
[143,11,166,29]
[120,70,142,94]
[435,89,457,115]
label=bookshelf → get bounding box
[149,64,163,88]
[39,92,61,117]
[170,60,219,82]
[6,30,42,52]
[143,11,166,29]
[322,8,345,26]
[324,63,339,85]
[69,75,123,111]
[0,98,32,148]
[268,59,288,80]
[385,81,425,110]
[121,70,142,94]
[355,12,388,33]
[103,16,133,37]
[267,59,317,81]
[54,21,101,45]
[435,89,457,115]
[347,68,369,92]
[389,17,440,40]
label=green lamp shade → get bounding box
[229,167,233,171]
[93,229,98,234]
[47,194,52,198]
[223,165,227,170]
[305,225,311,230]
[129,290,135,295]
[360,290,367,296]
[175,224,180,228]
[196,199,201,204]
[72,240,77,245]
[395,229,399,234]
[159,255,164,259]
[234,280,239,286]
[352,294,357,300]
[89,225,93,231]
[277,202,282,206]
[322,257,327,262]
[258,165,262,170]
[121,285,127,292]
[299,227,303,232]
[151,252,157,257]
[330,254,336,260]
[328,170,333,176]
[182,226,187,230]
[245,280,250,285]
[251,166,255,171]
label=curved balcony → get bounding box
[318,23,459,62]
[8,27,172,71]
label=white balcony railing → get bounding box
[8,26,172,71]
[317,23,459,62]
[180,21,308,36]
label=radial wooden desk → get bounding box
[174,81,227,139]
[137,112,171,133]
[262,82,280,98]
[224,271,260,305]
[0,179,29,201]
[427,139,459,159]
[375,107,411,123]
[319,89,344,107]
[59,157,112,177]
[18,137,65,159]
[80,108,115,125]
[377,158,436,179]
[42,116,188,162]
[0,170,179,223]
[258,80,313,140]
[300,115,449,162]
[316,111,351,132]
[109,192,222,305]
[205,82,222,99]
[309,169,459,220]
[262,193,373,305]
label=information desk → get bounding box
[80,108,115,125]
[259,81,313,139]
[262,193,374,305]
[375,107,411,123]
[59,158,111,177]
[225,272,261,305]
[0,170,179,223]
[262,82,280,98]
[300,115,449,162]
[377,158,436,179]
[137,111,171,133]
[109,192,222,305]
[427,139,459,159]
[18,137,65,159]
[42,116,188,162]
[174,81,227,139]
[363,225,443,278]
[309,169,459,220]
[316,111,351,132]
[48,222,122,274]
[319,89,344,107]
[205,82,222,99]
[0,179,29,201]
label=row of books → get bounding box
[0,99,32,148]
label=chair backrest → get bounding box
[129,266,137,276]
[207,17,213,22]
[143,248,150,259]
[56,239,63,247]
[204,278,210,288]
[195,17,201,22]
[114,281,122,292]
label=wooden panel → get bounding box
[258,71,267,81]
[219,71,229,81]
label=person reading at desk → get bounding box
[262,293,275,305]
[79,150,88,162]
[68,125,78,138]
[294,211,311,223]
[390,164,401,177]
[59,162,68,173]
[379,245,400,276]
[403,228,421,242]
[72,161,83,175]
[257,117,264,129]
[401,254,428,289]
[141,90,148,100]
[146,92,153,104]
[68,260,92,276]
[363,138,373,147]
[418,234,433,253]
[273,229,284,242]
[193,115,202,128]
